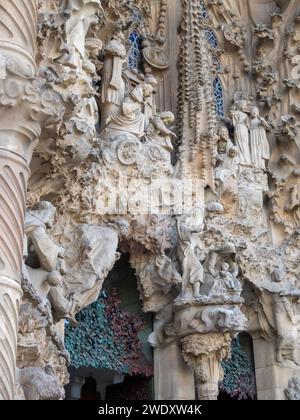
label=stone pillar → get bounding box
[0,0,39,400]
[154,342,195,400]
[252,335,300,400]
[181,333,231,400]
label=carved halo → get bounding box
[143,47,169,70]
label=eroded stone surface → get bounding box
[0,0,299,401]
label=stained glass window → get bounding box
[204,28,218,49]
[213,77,225,117]
[128,29,143,70]
[132,6,142,23]
[200,0,209,20]
[128,6,143,71]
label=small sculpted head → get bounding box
[160,111,175,125]
[250,106,260,118]
[218,126,230,141]
[238,100,249,113]
[221,262,230,272]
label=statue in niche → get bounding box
[209,262,241,298]
[214,126,239,213]
[61,0,103,70]
[105,83,153,140]
[205,242,241,298]
[231,100,252,165]
[24,202,79,324]
[220,262,237,289]
[249,106,271,169]
[100,32,127,130]
[145,111,176,165]
[176,218,204,299]
[215,126,239,188]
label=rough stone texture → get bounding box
[0,0,299,401]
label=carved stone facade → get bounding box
[0,0,299,401]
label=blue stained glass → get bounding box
[204,28,218,49]
[132,6,142,23]
[128,29,143,70]
[200,0,209,20]
[213,77,225,117]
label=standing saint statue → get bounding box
[61,0,103,69]
[231,100,251,165]
[100,32,127,130]
[249,106,271,169]
[215,126,239,186]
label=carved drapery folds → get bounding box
[0,0,299,401]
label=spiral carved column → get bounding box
[0,0,39,400]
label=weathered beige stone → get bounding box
[154,342,195,400]
[0,0,299,401]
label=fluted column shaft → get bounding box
[0,0,38,400]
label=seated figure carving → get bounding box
[24,201,79,324]
[104,84,153,140]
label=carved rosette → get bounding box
[181,333,231,400]
[0,0,40,400]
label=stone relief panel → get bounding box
[0,0,299,401]
[12,0,178,400]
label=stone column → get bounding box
[154,342,195,400]
[181,333,232,400]
[252,335,300,400]
[0,0,39,400]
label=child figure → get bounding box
[220,262,235,289]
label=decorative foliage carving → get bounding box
[181,333,232,400]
